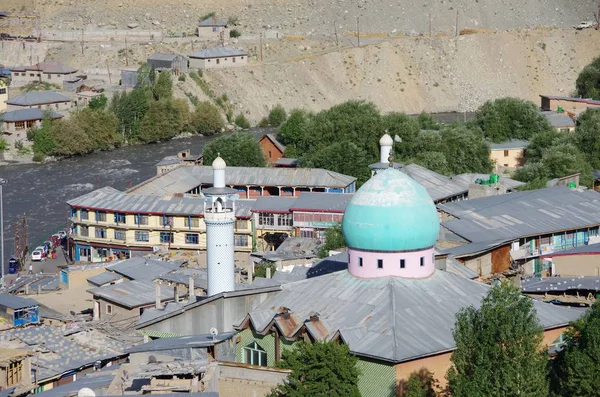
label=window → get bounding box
[106,304,113,315]
[135,231,149,242]
[80,226,89,237]
[29,73,35,77]
[80,210,89,220]
[95,227,107,239]
[358,257,363,267]
[14,121,25,130]
[244,342,267,366]
[46,74,51,79]
[504,150,509,157]
[185,216,200,228]
[114,213,126,224]
[135,214,149,225]
[300,229,314,238]
[216,58,220,65]
[160,232,174,244]
[560,128,570,133]
[162,216,174,227]
[377,259,383,269]
[6,360,22,386]
[114,230,126,241]
[241,57,244,60]
[26,121,34,129]
[96,211,107,222]
[0,88,6,95]
[186,233,199,244]
[235,235,249,246]
[278,213,293,227]
[235,219,249,230]
[420,256,425,267]
[400,259,405,269]
[233,57,236,63]
[268,150,271,158]
[259,213,275,226]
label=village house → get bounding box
[259,134,286,164]
[75,91,102,107]
[188,47,248,70]
[9,61,78,87]
[155,150,203,176]
[0,294,39,327]
[541,110,576,133]
[196,17,228,37]
[120,69,138,88]
[488,139,528,170]
[539,242,600,277]
[0,348,33,391]
[0,79,7,112]
[540,94,600,115]
[521,276,600,307]
[6,91,71,111]
[58,262,114,290]
[146,53,188,75]
[1,109,63,147]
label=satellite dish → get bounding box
[210,327,218,340]
[78,388,96,397]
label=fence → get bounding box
[41,29,163,43]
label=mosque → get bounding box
[227,134,581,397]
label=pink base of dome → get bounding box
[348,247,435,279]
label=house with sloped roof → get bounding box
[146,53,188,75]
[259,133,286,164]
[196,17,228,37]
[10,61,78,87]
[540,110,576,133]
[1,109,63,147]
[489,139,528,169]
[188,47,248,69]
[6,91,71,111]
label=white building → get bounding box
[188,47,248,70]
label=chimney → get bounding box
[155,283,163,310]
[266,266,272,279]
[379,133,393,164]
[188,276,196,302]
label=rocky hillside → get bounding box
[2,0,597,35]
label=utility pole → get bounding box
[356,16,360,47]
[106,60,112,84]
[259,32,263,62]
[81,28,84,54]
[124,37,129,66]
[455,10,459,36]
[334,19,339,46]
[429,14,432,37]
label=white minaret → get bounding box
[203,155,239,296]
[379,133,393,163]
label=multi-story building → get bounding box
[9,61,78,87]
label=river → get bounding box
[0,129,270,265]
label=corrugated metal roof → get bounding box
[7,91,70,106]
[442,239,511,258]
[198,17,227,27]
[0,294,39,310]
[251,196,294,212]
[0,108,63,122]
[147,52,179,62]
[451,173,525,190]
[445,258,479,279]
[67,186,256,218]
[86,271,123,287]
[128,165,356,196]
[189,47,247,59]
[439,187,600,243]
[291,192,352,212]
[11,61,76,74]
[273,158,299,167]
[125,332,236,353]
[489,139,529,150]
[403,164,467,202]
[33,370,117,397]
[542,242,600,257]
[108,257,182,281]
[240,269,581,363]
[541,111,575,128]
[521,276,600,293]
[88,280,175,308]
[540,94,600,106]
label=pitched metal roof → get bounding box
[198,17,227,27]
[128,166,356,196]
[290,192,353,212]
[11,61,77,74]
[273,158,299,167]
[67,186,256,218]
[7,91,70,106]
[521,276,600,293]
[439,187,600,243]
[451,173,525,190]
[541,242,600,257]
[403,163,467,202]
[239,270,582,363]
[86,271,123,287]
[251,196,295,213]
[33,370,117,397]
[88,280,175,308]
[125,332,236,353]
[107,257,182,281]
[0,294,39,310]
[189,47,247,59]
[0,108,63,122]
[147,52,179,62]
[540,94,600,106]
[442,239,511,258]
[489,139,529,150]
[541,111,575,128]
[445,258,479,279]
[262,133,286,153]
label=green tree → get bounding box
[439,125,493,174]
[414,151,449,175]
[234,113,251,129]
[416,112,440,130]
[447,282,549,397]
[473,97,553,143]
[525,129,563,163]
[50,119,94,156]
[230,29,241,38]
[551,301,600,396]
[74,109,121,150]
[271,341,360,397]
[576,56,600,100]
[154,71,173,100]
[405,374,436,397]
[384,112,421,161]
[190,101,224,135]
[277,109,313,157]
[88,94,108,110]
[31,116,55,156]
[254,261,276,278]
[139,99,189,143]
[574,109,600,168]
[137,63,156,89]
[268,104,287,127]
[317,224,345,258]
[110,88,151,142]
[203,133,266,167]
[302,141,372,186]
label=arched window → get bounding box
[244,341,267,366]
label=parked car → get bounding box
[574,21,594,30]
[55,230,67,239]
[8,257,20,274]
[35,245,47,255]
[43,241,53,251]
[31,250,43,261]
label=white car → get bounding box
[575,21,594,30]
[55,230,67,239]
[31,250,43,261]
[35,245,47,255]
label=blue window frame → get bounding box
[186,233,199,244]
[95,228,106,239]
[160,232,174,244]
[162,216,173,227]
[135,231,149,242]
[114,213,126,224]
[70,208,78,217]
[234,235,248,246]
[95,211,106,222]
[80,210,89,220]
[114,230,126,241]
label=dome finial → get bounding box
[388,150,394,168]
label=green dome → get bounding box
[342,168,439,252]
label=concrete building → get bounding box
[0,348,33,391]
[120,69,138,88]
[489,139,528,170]
[155,150,203,176]
[1,109,63,147]
[0,294,39,326]
[259,134,286,164]
[6,91,71,111]
[146,53,188,75]
[196,17,228,37]
[540,94,600,115]
[188,47,248,70]
[539,242,600,276]
[75,91,102,107]
[58,262,114,290]
[0,79,7,112]
[234,166,581,396]
[541,110,576,133]
[9,61,78,87]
